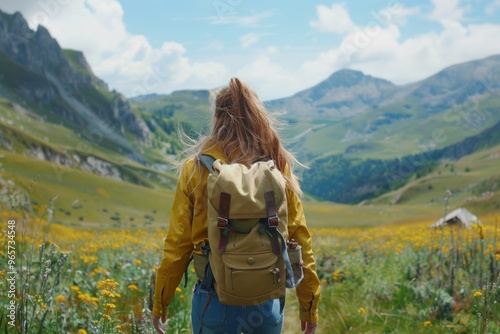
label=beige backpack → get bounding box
[199,155,300,305]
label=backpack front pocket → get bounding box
[221,251,282,298]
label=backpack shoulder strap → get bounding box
[199,154,216,173]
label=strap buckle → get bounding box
[268,215,279,228]
[217,217,229,229]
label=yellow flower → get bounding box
[495,253,500,262]
[333,269,345,282]
[41,303,47,310]
[358,307,366,315]
[128,284,138,291]
[97,279,119,291]
[77,330,88,334]
[116,325,122,329]
[134,259,142,265]
[180,294,186,301]
[71,285,80,293]
[424,321,432,327]
[176,287,182,293]
[55,295,66,303]
[106,303,117,310]
[474,291,484,298]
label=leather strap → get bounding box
[218,192,231,253]
[264,191,279,228]
[218,192,230,229]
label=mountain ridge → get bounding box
[0,10,150,149]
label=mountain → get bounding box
[267,69,401,118]
[408,55,500,115]
[0,10,182,198]
[0,10,150,155]
[0,8,498,213]
[267,55,500,121]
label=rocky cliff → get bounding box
[0,10,150,147]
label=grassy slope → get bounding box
[302,95,500,160]
[0,97,177,187]
[371,144,500,211]
[1,87,498,231]
[1,149,173,229]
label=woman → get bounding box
[152,78,320,334]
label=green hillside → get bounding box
[372,144,500,211]
[1,148,173,229]
[302,94,500,160]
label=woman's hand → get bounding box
[152,315,166,334]
[301,320,318,334]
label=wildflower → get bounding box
[41,303,47,310]
[106,303,117,310]
[333,269,345,282]
[128,284,138,291]
[475,224,484,240]
[78,293,94,304]
[71,285,80,293]
[176,287,182,293]
[495,253,500,262]
[358,307,366,315]
[474,291,484,298]
[116,325,122,329]
[101,289,114,297]
[424,321,432,327]
[77,330,88,334]
[134,259,142,265]
[55,295,66,303]
[97,279,119,291]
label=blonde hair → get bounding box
[180,77,303,196]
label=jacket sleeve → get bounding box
[152,161,195,318]
[286,187,321,324]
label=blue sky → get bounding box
[2,0,500,100]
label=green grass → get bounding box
[300,94,500,161]
[303,201,441,228]
[372,144,500,212]
[0,149,174,228]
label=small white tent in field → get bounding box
[431,207,481,228]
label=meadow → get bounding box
[1,204,499,334]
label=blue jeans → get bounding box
[191,283,285,334]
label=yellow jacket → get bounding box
[153,145,321,323]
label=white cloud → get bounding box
[240,33,261,49]
[209,10,273,27]
[310,3,357,34]
[389,6,421,25]
[486,0,500,15]
[1,0,229,96]
[301,0,500,89]
[2,0,500,102]
[302,20,500,87]
[203,40,224,51]
[236,49,302,100]
[428,0,464,22]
